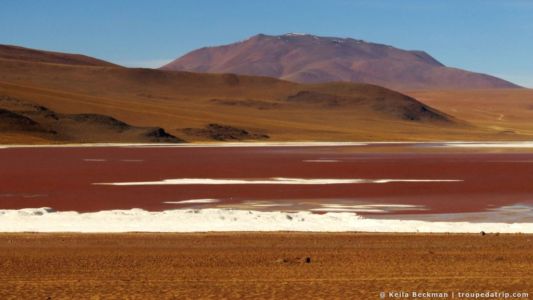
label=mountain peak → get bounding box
[161,34,519,89]
[283,32,308,36]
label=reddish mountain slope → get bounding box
[161,33,519,90]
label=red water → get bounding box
[1,145,532,215]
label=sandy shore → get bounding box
[0,233,532,299]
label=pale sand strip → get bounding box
[93,177,463,186]
[1,141,533,149]
[1,208,532,233]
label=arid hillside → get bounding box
[0,44,119,67]
[0,44,528,144]
[161,33,519,90]
[408,89,533,137]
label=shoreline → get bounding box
[3,144,533,234]
[2,207,533,233]
[2,140,533,148]
[0,231,530,237]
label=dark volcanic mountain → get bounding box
[161,33,519,90]
[0,95,181,143]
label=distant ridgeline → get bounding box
[161,33,520,90]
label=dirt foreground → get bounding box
[0,233,532,299]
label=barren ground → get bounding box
[0,233,532,299]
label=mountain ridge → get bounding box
[1,43,528,144]
[161,33,519,90]
[0,44,119,67]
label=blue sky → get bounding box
[1,0,532,87]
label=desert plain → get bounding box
[0,233,532,299]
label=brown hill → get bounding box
[407,88,533,137]
[1,44,528,144]
[161,33,519,90]
[0,44,119,67]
